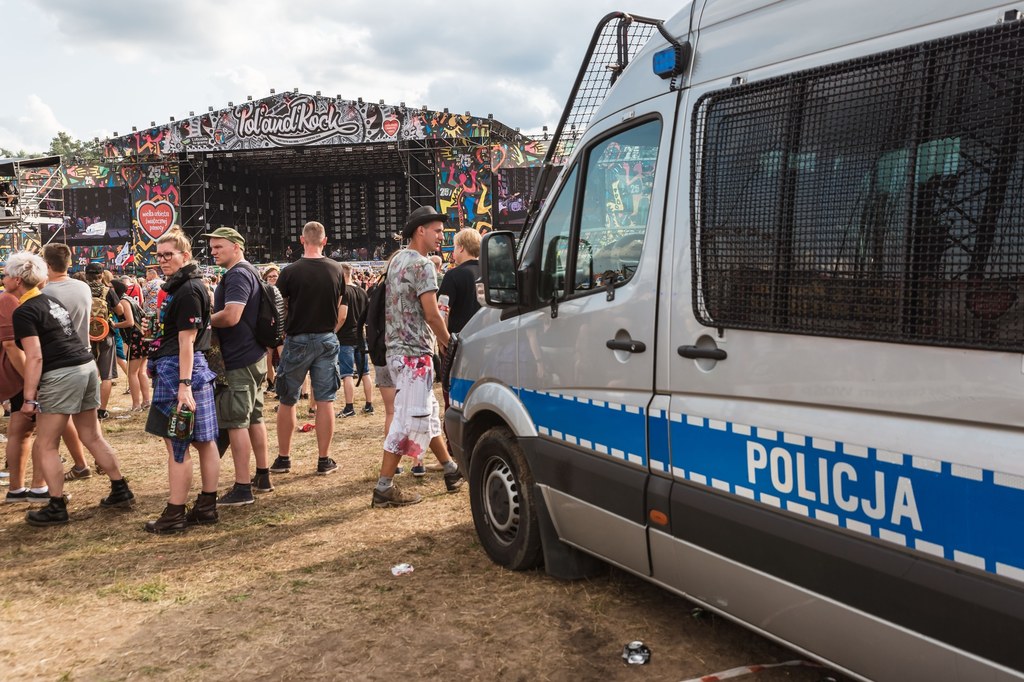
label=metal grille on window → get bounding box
[692,22,1024,352]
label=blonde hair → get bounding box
[157,225,192,254]
[454,228,481,258]
[262,264,280,281]
[302,221,326,244]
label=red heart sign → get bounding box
[382,117,400,137]
[137,200,175,240]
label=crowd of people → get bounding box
[0,207,482,533]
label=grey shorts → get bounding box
[374,362,394,389]
[92,336,118,380]
[38,363,100,415]
[215,357,267,430]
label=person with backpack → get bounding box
[110,279,150,411]
[334,262,374,419]
[204,227,274,504]
[84,263,129,420]
[371,206,465,508]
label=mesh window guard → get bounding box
[691,21,1024,352]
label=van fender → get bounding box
[463,380,538,439]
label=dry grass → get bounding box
[0,386,833,681]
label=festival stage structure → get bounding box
[52,92,551,268]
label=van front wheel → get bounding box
[469,427,543,570]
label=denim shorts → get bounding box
[337,344,369,378]
[275,333,341,405]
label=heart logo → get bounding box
[382,117,400,137]
[137,200,175,240]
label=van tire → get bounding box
[469,427,543,570]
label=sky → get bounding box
[0,0,683,154]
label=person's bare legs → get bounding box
[6,411,43,491]
[276,403,298,457]
[61,418,88,471]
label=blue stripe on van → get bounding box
[666,413,1024,583]
[518,388,648,466]
[450,376,1022,583]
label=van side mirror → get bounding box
[479,231,519,307]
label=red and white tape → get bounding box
[680,659,824,682]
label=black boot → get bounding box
[144,503,187,534]
[184,492,218,526]
[100,477,135,508]
[26,496,70,527]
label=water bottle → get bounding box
[438,294,450,321]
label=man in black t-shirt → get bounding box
[269,221,346,477]
[438,228,482,335]
[335,263,374,419]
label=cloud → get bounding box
[0,95,69,153]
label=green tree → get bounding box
[48,131,103,165]
[0,146,40,160]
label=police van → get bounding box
[443,1,1024,679]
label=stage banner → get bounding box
[104,94,493,158]
[121,163,179,268]
[436,145,492,260]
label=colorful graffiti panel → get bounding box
[124,163,179,267]
[436,146,492,250]
[65,165,125,189]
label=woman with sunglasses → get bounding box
[144,228,219,534]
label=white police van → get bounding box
[444,2,1024,679]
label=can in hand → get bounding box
[167,406,195,440]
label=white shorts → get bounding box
[382,354,441,461]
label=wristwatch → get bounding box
[178,379,192,386]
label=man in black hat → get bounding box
[371,206,464,507]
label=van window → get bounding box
[538,165,579,302]
[692,23,1024,352]
[574,120,661,292]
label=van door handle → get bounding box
[606,339,646,353]
[678,345,727,360]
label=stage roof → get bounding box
[105,93,526,161]
[0,155,62,177]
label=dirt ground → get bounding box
[0,386,841,682]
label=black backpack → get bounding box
[237,262,285,349]
[364,266,390,367]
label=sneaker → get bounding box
[269,456,291,474]
[444,468,465,493]
[251,471,274,494]
[218,484,255,506]
[316,457,338,475]
[394,465,404,476]
[5,489,49,504]
[336,407,356,418]
[362,404,374,414]
[411,464,427,477]
[100,480,136,508]
[97,409,110,420]
[26,496,70,527]
[371,483,423,508]
[64,466,92,481]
